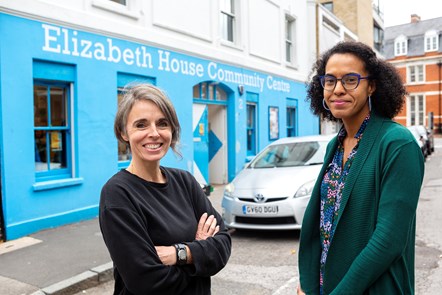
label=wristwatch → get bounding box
[174,243,187,265]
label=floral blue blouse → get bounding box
[319,114,370,293]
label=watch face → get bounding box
[178,249,186,260]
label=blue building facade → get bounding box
[0,13,319,240]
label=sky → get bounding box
[381,0,442,27]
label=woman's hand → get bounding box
[155,245,176,266]
[297,283,306,295]
[155,213,219,265]
[195,212,219,240]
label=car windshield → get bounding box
[249,140,327,168]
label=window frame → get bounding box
[34,81,72,181]
[285,14,297,66]
[91,0,139,19]
[394,35,407,56]
[322,2,333,12]
[286,106,297,137]
[246,102,257,156]
[286,98,298,137]
[424,30,439,52]
[373,24,383,52]
[109,0,126,5]
[193,82,227,102]
[220,0,237,44]
[408,94,425,126]
[408,64,425,84]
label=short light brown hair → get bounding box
[114,83,181,157]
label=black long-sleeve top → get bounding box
[99,167,231,295]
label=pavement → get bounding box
[0,218,113,295]
[0,136,441,295]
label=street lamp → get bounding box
[438,60,442,134]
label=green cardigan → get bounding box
[298,112,425,295]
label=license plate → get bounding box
[242,205,279,215]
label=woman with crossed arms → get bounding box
[100,84,231,294]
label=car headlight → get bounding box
[224,183,235,199]
[294,179,315,198]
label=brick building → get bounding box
[384,15,442,132]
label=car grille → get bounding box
[235,216,297,225]
[237,197,287,203]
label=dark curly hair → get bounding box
[306,41,407,121]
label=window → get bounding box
[285,15,296,64]
[193,82,227,101]
[220,0,236,43]
[286,98,297,137]
[33,60,75,183]
[287,107,297,137]
[91,0,139,19]
[117,73,155,169]
[408,65,424,83]
[246,92,258,156]
[247,103,257,156]
[322,1,333,12]
[34,82,71,180]
[322,16,340,34]
[394,35,407,56]
[409,95,425,126]
[373,24,383,52]
[109,0,126,5]
[425,30,438,52]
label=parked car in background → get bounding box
[407,126,428,159]
[414,125,435,154]
[221,134,335,231]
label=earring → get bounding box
[322,98,330,111]
[368,95,372,111]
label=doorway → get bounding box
[192,103,228,185]
[208,104,227,184]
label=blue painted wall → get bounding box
[0,13,318,239]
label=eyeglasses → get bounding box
[319,73,370,91]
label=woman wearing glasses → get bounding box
[297,41,424,294]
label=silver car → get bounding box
[221,134,334,230]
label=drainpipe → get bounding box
[438,60,442,133]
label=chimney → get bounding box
[411,14,421,23]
